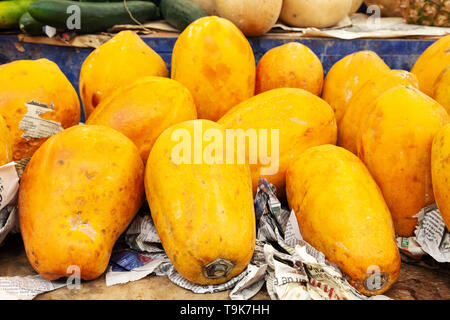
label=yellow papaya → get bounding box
[432,66,450,115]
[255,42,324,96]
[0,58,80,161]
[338,70,419,154]
[0,114,12,166]
[145,119,255,285]
[411,34,450,96]
[171,16,255,121]
[218,88,337,197]
[86,76,197,162]
[357,86,450,237]
[80,31,168,119]
[286,145,400,296]
[431,124,450,230]
[322,50,390,123]
[19,125,144,281]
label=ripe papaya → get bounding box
[286,145,400,296]
[255,42,324,96]
[218,88,337,197]
[145,119,255,285]
[0,58,80,161]
[431,124,450,230]
[432,66,450,115]
[86,76,197,162]
[80,31,168,119]
[357,86,450,237]
[19,125,144,281]
[171,16,255,121]
[322,50,390,122]
[338,70,419,154]
[411,34,450,96]
[0,115,12,166]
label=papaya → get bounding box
[286,145,400,296]
[86,77,197,162]
[338,70,419,154]
[431,124,450,230]
[411,34,450,96]
[0,58,80,162]
[19,125,144,281]
[145,119,255,285]
[80,30,168,119]
[357,85,450,237]
[0,115,12,166]
[432,66,450,115]
[218,88,337,197]
[171,16,255,121]
[255,42,324,96]
[322,50,390,123]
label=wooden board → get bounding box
[0,234,448,300]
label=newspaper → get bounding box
[105,250,171,286]
[249,180,388,300]
[19,101,64,141]
[0,162,21,246]
[0,275,66,300]
[270,13,450,39]
[397,204,450,264]
[107,178,389,300]
[107,212,248,294]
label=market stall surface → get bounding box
[0,234,448,300]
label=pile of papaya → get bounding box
[0,15,449,298]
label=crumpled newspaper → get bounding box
[0,275,66,300]
[271,13,450,39]
[397,204,450,265]
[0,162,21,247]
[106,211,248,294]
[107,178,390,300]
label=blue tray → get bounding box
[0,34,437,121]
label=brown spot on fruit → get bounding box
[74,197,86,206]
[85,172,95,179]
[92,91,101,108]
